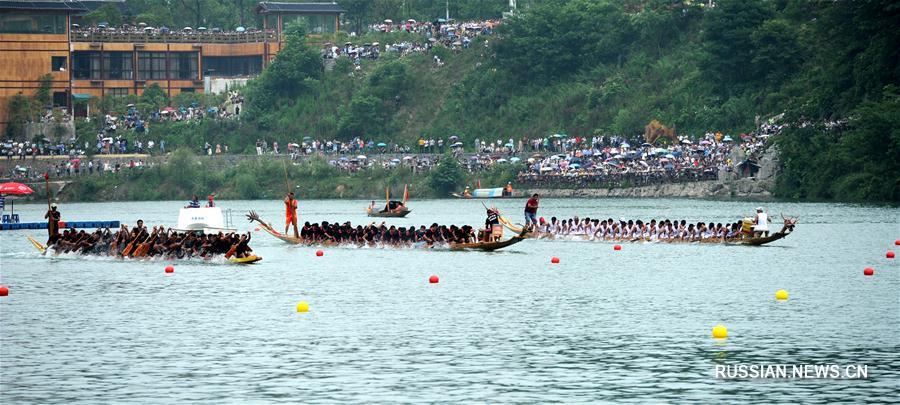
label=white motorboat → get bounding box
[175,206,236,233]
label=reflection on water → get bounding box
[1,199,898,402]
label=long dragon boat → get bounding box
[247,211,525,252]
[26,235,262,265]
[499,215,798,246]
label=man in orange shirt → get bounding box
[284,192,299,238]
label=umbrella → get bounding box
[403,156,414,160]
[453,41,462,46]
[621,142,630,149]
[450,142,463,147]
[408,19,416,23]
[428,37,437,42]
[391,158,401,163]
[665,154,676,159]
[288,143,299,147]
[357,155,367,160]
[496,158,508,163]
[510,157,521,162]
[449,135,459,141]
[0,182,33,195]
[384,19,393,23]
[377,142,387,147]
[162,106,175,112]
[198,27,207,31]
[505,142,514,147]
[303,136,312,140]
[723,135,734,142]
[551,134,565,138]
[569,163,581,169]
[143,26,153,32]
[699,140,711,145]
[681,139,692,144]
[0,182,34,218]
[236,26,246,32]
[641,142,652,148]
[183,27,193,31]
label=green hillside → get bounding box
[70,0,899,201]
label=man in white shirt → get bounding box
[754,207,770,237]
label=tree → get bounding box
[4,93,31,140]
[83,3,124,26]
[35,74,53,109]
[427,154,464,195]
[141,83,168,109]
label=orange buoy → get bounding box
[864,267,874,276]
[165,265,174,273]
[887,251,895,259]
[316,250,324,257]
[614,245,622,251]
[0,285,8,296]
[429,275,439,284]
[551,257,560,264]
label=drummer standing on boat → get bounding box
[753,207,770,237]
[285,192,299,238]
[45,203,60,244]
[524,193,540,231]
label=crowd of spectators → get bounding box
[516,128,779,188]
[323,19,497,64]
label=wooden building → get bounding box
[0,1,344,135]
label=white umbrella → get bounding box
[357,155,367,160]
[384,19,393,24]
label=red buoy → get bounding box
[614,245,622,251]
[0,285,8,296]
[551,257,560,264]
[864,267,874,276]
[316,250,324,257]
[254,227,260,232]
[887,251,895,259]
[429,275,439,284]
[895,239,900,246]
[165,265,174,273]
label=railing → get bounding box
[70,30,279,44]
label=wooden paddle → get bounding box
[123,232,151,257]
[134,229,159,257]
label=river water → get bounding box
[1,198,897,403]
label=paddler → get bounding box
[463,186,471,197]
[44,203,61,244]
[284,192,299,238]
[504,182,513,197]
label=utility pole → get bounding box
[446,0,449,20]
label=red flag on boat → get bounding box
[403,184,409,202]
[476,179,481,188]
[44,172,49,180]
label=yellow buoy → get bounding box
[712,324,728,339]
[296,301,309,313]
[775,289,789,300]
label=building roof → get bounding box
[78,0,130,14]
[255,2,345,15]
[0,0,88,12]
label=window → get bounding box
[73,51,101,79]
[103,52,133,79]
[169,52,198,80]
[202,56,262,77]
[107,88,129,97]
[0,13,66,34]
[282,14,336,34]
[137,52,167,80]
[52,91,67,107]
[51,56,67,72]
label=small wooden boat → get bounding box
[452,187,517,199]
[367,205,411,218]
[449,235,525,251]
[25,236,262,264]
[367,185,412,217]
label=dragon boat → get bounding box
[247,211,525,252]
[498,215,798,246]
[26,235,262,264]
